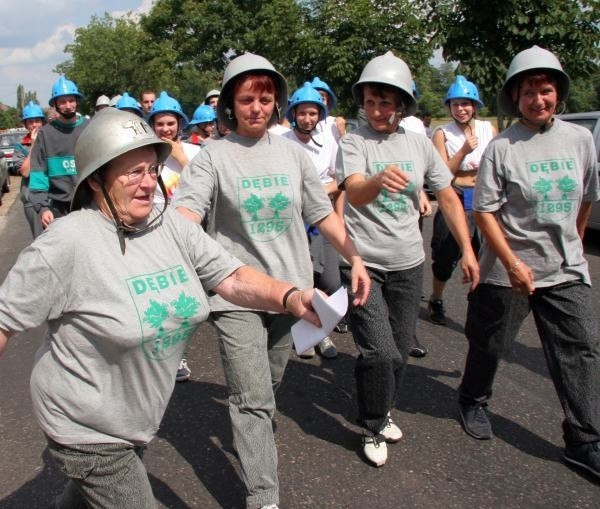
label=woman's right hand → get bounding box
[462,135,479,154]
[376,164,410,193]
[507,260,535,296]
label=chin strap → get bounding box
[99,176,169,255]
[293,123,323,147]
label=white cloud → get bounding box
[0,1,154,108]
[111,0,154,20]
[0,24,76,66]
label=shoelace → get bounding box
[364,433,385,447]
[473,405,489,424]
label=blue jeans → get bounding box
[341,263,423,434]
[459,281,600,445]
[211,310,296,509]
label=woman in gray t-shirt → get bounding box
[337,51,479,468]
[0,109,325,508]
[175,53,370,509]
[457,46,600,479]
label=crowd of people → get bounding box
[0,44,599,508]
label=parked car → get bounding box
[559,112,600,231]
[0,151,9,206]
[0,129,28,176]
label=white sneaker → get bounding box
[362,433,387,467]
[259,505,279,509]
[176,358,191,382]
[316,336,338,358]
[298,346,315,359]
[380,414,403,443]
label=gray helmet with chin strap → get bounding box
[352,51,417,117]
[71,108,171,212]
[498,45,570,116]
[217,52,288,131]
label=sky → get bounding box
[0,0,155,108]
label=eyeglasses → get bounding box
[123,162,163,186]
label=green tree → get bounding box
[143,299,170,355]
[556,175,577,199]
[171,292,200,327]
[16,85,25,112]
[533,177,553,200]
[423,0,600,125]
[415,62,456,117]
[141,0,309,102]
[0,108,21,129]
[268,192,290,218]
[567,67,600,113]
[56,13,177,115]
[24,91,38,105]
[242,194,265,221]
[303,0,434,115]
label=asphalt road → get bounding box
[0,182,599,508]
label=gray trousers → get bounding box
[47,439,155,509]
[459,281,600,445]
[211,310,296,509]
[341,263,423,434]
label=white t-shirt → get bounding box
[282,129,338,184]
[400,116,427,136]
[154,141,202,204]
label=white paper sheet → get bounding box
[291,287,348,353]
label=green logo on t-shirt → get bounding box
[528,158,578,220]
[238,174,294,241]
[126,266,203,361]
[373,161,415,216]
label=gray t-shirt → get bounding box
[475,118,599,286]
[175,131,333,311]
[337,124,453,271]
[0,207,242,445]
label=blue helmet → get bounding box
[286,82,328,123]
[310,77,337,110]
[147,91,189,128]
[445,76,483,108]
[49,76,84,106]
[116,92,143,117]
[22,101,45,121]
[189,104,217,125]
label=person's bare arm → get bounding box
[316,212,370,306]
[214,265,320,326]
[474,210,534,295]
[343,164,411,208]
[432,128,477,175]
[0,328,14,357]
[435,187,480,290]
[176,206,203,224]
[576,201,593,240]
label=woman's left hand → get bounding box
[460,249,480,291]
[349,258,371,306]
[285,289,321,327]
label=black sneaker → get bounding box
[458,403,493,440]
[428,298,447,325]
[564,441,600,478]
[409,338,428,358]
